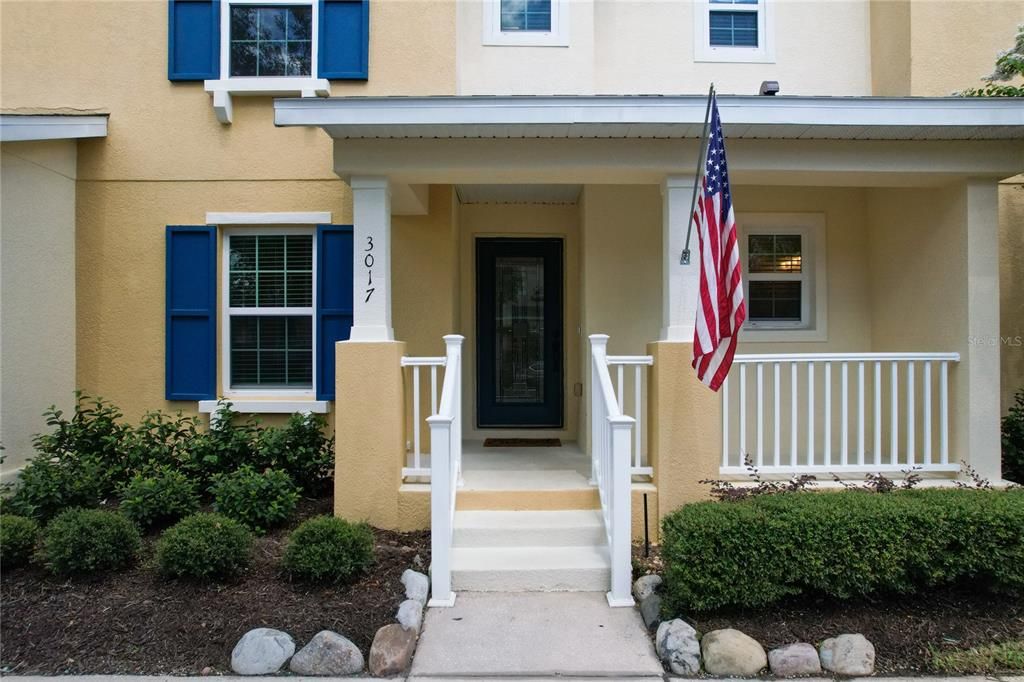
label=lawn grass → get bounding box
[930,641,1024,674]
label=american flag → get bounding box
[691,94,746,391]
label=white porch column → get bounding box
[661,175,700,341]
[349,176,394,342]
[964,178,1002,481]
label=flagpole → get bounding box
[680,82,715,265]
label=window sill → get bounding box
[198,399,330,415]
[203,78,330,124]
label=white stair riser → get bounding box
[453,566,611,592]
[454,524,606,548]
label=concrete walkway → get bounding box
[409,592,663,679]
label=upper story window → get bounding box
[229,4,313,77]
[739,214,827,342]
[694,0,774,63]
[483,0,569,47]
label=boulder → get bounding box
[639,593,663,630]
[819,634,875,676]
[288,630,364,676]
[230,628,295,675]
[402,569,430,605]
[396,599,423,634]
[368,623,417,676]
[701,628,767,677]
[768,642,822,677]
[655,619,701,675]
[633,574,663,602]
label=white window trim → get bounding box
[221,225,318,400]
[693,0,775,64]
[738,213,827,342]
[482,0,569,47]
[204,0,330,124]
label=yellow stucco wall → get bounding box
[1,140,78,478]
[1000,180,1024,415]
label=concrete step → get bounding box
[454,510,606,548]
[456,487,600,511]
[451,545,611,592]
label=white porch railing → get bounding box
[606,354,654,477]
[722,352,961,476]
[590,334,636,607]
[399,354,446,479]
[424,335,463,607]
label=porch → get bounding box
[276,95,1022,607]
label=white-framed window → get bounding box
[222,227,316,397]
[221,0,318,79]
[483,0,569,47]
[739,213,827,342]
[694,0,774,63]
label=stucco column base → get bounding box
[647,341,722,529]
[334,340,407,529]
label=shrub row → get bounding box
[0,507,373,584]
[3,395,333,529]
[661,488,1024,613]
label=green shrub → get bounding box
[661,488,1024,613]
[1003,387,1024,484]
[41,508,141,576]
[256,414,334,494]
[210,465,299,533]
[1,514,40,568]
[156,513,252,580]
[181,404,262,486]
[118,465,200,530]
[282,516,374,582]
[5,454,108,521]
[122,410,202,478]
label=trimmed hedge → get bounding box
[661,488,1024,613]
[156,513,253,581]
[41,508,141,576]
[1,514,40,568]
[282,516,375,583]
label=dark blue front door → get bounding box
[476,238,564,428]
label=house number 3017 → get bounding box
[364,236,375,303]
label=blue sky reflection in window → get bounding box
[230,5,313,77]
[500,0,552,32]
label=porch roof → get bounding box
[274,95,1024,142]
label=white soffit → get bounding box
[0,114,108,142]
[456,184,582,205]
[275,95,1024,141]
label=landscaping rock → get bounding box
[396,599,423,633]
[288,630,364,676]
[655,619,701,675]
[819,633,875,676]
[639,593,662,630]
[230,628,295,675]
[401,568,429,605]
[368,623,417,676]
[701,628,767,676]
[769,642,822,677]
[633,574,663,601]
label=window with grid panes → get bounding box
[227,233,314,389]
[745,233,805,326]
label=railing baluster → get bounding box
[857,361,865,465]
[824,362,832,467]
[616,364,624,411]
[739,365,747,466]
[874,361,882,466]
[634,365,643,469]
[412,366,421,471]
[891,362,899,464]
[722,376,730,468]
[773,362,781,467]
[907,361,916,466]
[841,361,849,466]
[923,360,932,465]
[940,361,949,465]
[790,362,798,467]
[806,362,815,466]
[431,365,438,415]
[756,362,764,468]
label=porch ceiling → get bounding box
[275,95,1024,142]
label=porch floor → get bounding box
[460,441,591,491]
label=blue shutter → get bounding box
[318,0,369,80]
[316,225,354,400]
[166,226,217,400]
[168,0,221,81]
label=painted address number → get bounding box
[364,236,375,303]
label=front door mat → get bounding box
[483,438,562,447]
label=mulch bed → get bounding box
[0,497,430,675]
[634,544,1024,675]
